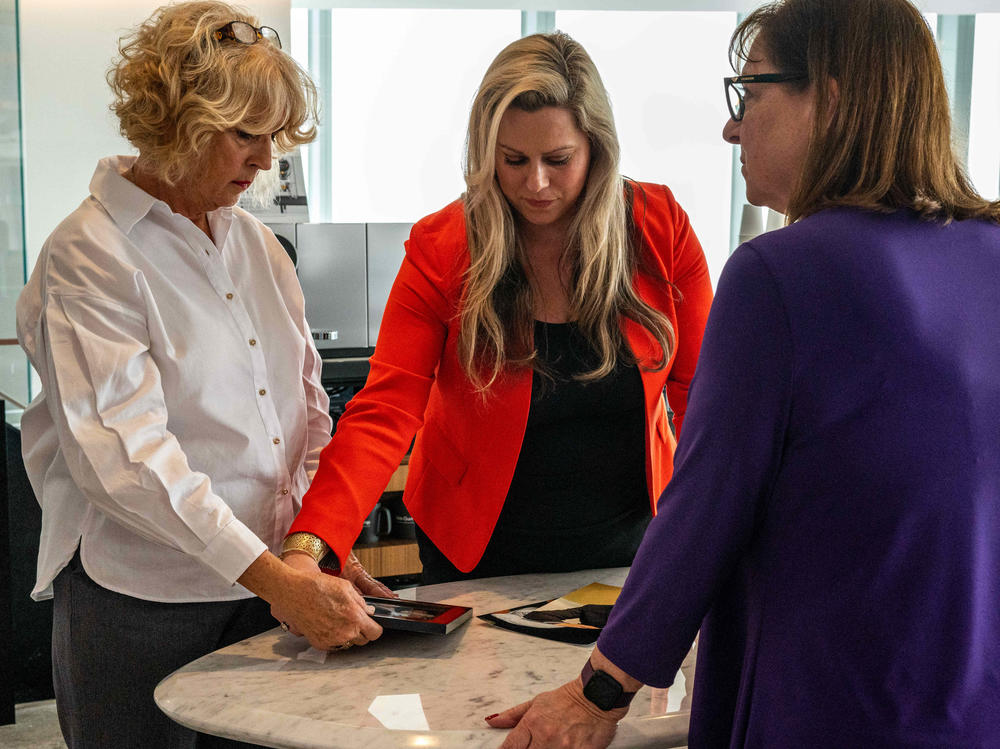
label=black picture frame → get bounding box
[364,596,472,635]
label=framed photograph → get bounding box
[365,596,473,635]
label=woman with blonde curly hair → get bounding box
[280,32,712,585]
[17,2,387,745]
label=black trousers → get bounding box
[52,552,275,748]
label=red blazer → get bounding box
[291,182,713,571]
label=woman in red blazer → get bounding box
[276,32,712,642]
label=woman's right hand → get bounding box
[279,564,383,649]
[239,551,383,651]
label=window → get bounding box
[292,7,1000,285]
[557,11,736,284]
[290,8,521,223]
[968,14,1000,200]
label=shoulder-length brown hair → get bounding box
[460,32,674,392]
[108,1,318,186]
[732,0,1000,224]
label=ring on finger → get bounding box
[279,621,289,632]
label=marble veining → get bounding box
[155,568,694,748]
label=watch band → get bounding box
[580,658,637,711]
[280,532,330,564]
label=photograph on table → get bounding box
[364,596,473,635]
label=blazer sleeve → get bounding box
[659,184,713,438]
[288,216,457,566]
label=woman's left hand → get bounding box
[340,552,396,598]
[486,680,625,749]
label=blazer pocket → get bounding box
[421,421,469,486]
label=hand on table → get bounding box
[486,679,625,749]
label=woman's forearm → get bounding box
[588,645,644,693]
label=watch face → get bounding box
[583,669,624,711]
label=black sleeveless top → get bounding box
[417,320,651,584]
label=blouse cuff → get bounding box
[196,518,268,585]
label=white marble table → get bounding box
[155,567,694,748]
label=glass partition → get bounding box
[0,0,29,419]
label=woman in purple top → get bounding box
[487,0,1000,747]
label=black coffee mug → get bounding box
[390,512,416,539]
[356,502,392,545]
[380,493,417,539]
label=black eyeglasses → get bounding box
[724,73,807,121]
[214,21,281,50]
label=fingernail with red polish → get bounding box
[485,713,499,721]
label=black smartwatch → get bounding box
[580,658,637,711]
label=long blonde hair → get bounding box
[108,1,318,186]
[732,0,1000,224]
[461,32,674,392]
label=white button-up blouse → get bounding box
[17,155,332,603]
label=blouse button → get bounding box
[272,437,281,445]
[258,388,266,396]
[281,489,289,495]
[249,338,257,346]
[226,293,234,300]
